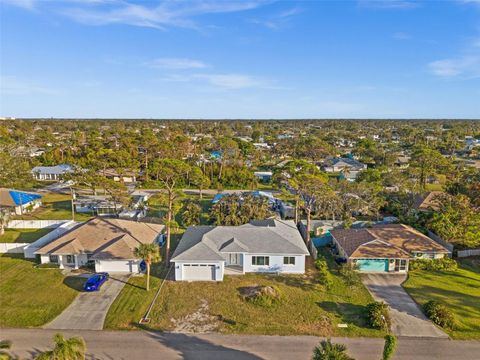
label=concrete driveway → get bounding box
[362,274,448,338]
[44,274,130,330]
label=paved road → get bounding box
[44,274,130,330]
[1,329,479,360]
[362,273,448,338]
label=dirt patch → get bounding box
[171,300,219,333]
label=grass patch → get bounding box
[0,254,83,327]
[0,228,53,243]
[403,258,480,339]
[105,250,383,337]
[12,193,92,221]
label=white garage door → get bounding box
[183,264,215,281]
[96,260,136,273]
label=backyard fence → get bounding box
[7,220,72,229]
[457,249,480,258]
[23,220,80,258]
[427,231,454,255]
[0,243,29,254]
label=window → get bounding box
[49,255,58,263]
[66,255,74,264]
[252,256,270,266]
[283,256,295,265]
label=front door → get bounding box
[228,254,240,265]
[394,259,408,272]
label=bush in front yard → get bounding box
[382,335,397,360]
[409,258,457,271]
[36,263,60,269]
[423,300,455,329]
[339,263,360,286]
[315,257,333,290]
[366,302,391,331]
[240,285,282,308]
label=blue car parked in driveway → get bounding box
[83,272,109,292]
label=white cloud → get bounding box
[146,58,208,70]
[0,76,59,95]
[2,0,36,10]
[61,1,271,30]
[193,73,264,89]
[358,0,419,10]
[393,31,411,40]
[250,6,302,30]
[428,56,480,78]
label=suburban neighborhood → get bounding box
[1,1,480,359]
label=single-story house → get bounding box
[73,195,123,216]
[171,219,309,281]
[330,224,450,273]
[32,164,73,181]
[253,171,273,182]
[413,191,443,212]
[35,217,164,273]
[98,168,137,183]
[0,188,42,215]
[321,158,367,181]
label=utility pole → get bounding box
[70,187,75,222]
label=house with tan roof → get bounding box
[413,191,443,212]
[330,224,450,273]
[35,217,164,273]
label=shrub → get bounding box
[241,285,281,308]
[36,263,60,269]
[366,302,391,331]
[315,257,333,290]
[312,339,354,360]
[409,258,457,271]
[423,300,455,329]
[339,263,360,286]
[382,335,397,360]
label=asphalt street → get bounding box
[1,328,479,360]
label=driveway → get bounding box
[44,274,130,330]
[362,274,448,338]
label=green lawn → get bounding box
[12,193,93,221]
[403,258,480,339]
[105,249,383,337]
[0,228,54,243]
[0,254,84,327]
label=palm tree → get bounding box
[312,339,354,360]
[35,334,86,360]
[134,243,161,291]
[0,340,15,360]
[0,209,11,236]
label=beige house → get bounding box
[35,217,164,273]
[330,224,450,273]
[0,188,42,215]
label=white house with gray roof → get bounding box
[31,164,73,181]
[171,219,309,281]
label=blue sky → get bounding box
[1,0,479,118]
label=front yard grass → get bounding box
[105,249,384,337]
[403,257,480,339]
[12,193,93,222]
[0,254,83,327]
[0,228,53,243]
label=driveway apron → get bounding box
[362,274,448,338]
[44,274,130,330]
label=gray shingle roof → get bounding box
[172,220,309,262]
[31,164,72,175]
